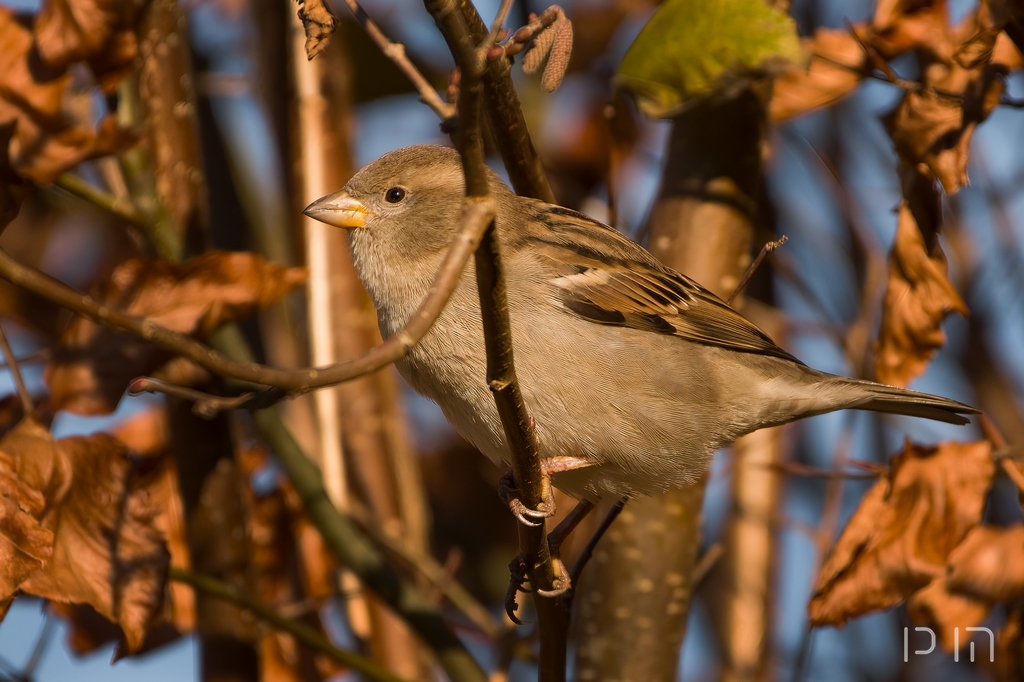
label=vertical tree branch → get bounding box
[288,9,433,676]
[575,88,770,680]
[429,0,556,203]
[251,407,488,682]
[135,3,259,680]
[136,0,209,258]
[426,0,567,677]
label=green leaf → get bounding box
[616,0,803,118]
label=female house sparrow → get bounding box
[304,145,976,500]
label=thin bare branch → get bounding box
[339,0,455,120]
[428,0,556,202]
[487,0,514,46]
[169,567,410,682]
[496,6,564,59]
[0,200,493,394]
[726,235,788,305]
[54,174,149,230]
[768,460,884,480]
[426,0,566,676]
[347,501,507,641]
[567,497,626,602]
[814,52,1024,109]
[691,543,724,587]
[0,322,32,415]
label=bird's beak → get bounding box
[302,191,368,229]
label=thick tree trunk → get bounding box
[574,88,770,680]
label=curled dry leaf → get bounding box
[770,28,867,121]
[49,407,187,656]
[882,3,1007,193]
[0,418,170,653]
[872,204,967,387]
[296,0,337,60]
[46,251,307,415]
[870,0,948,55]
[112,407,194,636]
[33,0,145,92]
[809,439,993,628]
[0,8,134,185]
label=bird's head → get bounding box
[304,145,509,258]
[302,144,510,315]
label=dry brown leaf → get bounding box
[33,0,143,92]
[946,525,1024,602]
[770,28,868,121]
[996,605,1024,681]
[0,121,28,231]
[46,251,307,415]
[810,439,993,627]
[872,204,968,387]
[51,407,192,656]
[992,30,1024,70]
[0,447,53,606]
[906,577,992,651]
[0,418,170,653]
[296,0,337,60]
[113,408,194,635]
[0,9,134,185]
[871,0,948,56]
[882,3,1005,193]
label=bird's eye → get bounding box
[385,187,406,203]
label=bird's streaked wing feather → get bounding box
[521,203,802,363]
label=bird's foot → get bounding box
[504,554,571,624]
[505,555,529,624]
[533,555,571,598]
[498,457,592,527]
[498,469,556,527]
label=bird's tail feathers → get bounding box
[827,376,978,426]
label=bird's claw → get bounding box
[498,469,556,528]
[504,555,571,623]
[505,556,529,625]
[534,556,571,597]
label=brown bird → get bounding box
[304,145,977,501]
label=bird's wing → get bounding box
[521,204,801,363]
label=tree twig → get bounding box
[127,377,287,417]
[428,0,556,202]
[487,0,514,45]
[338,0,455,120]
[0,323,33,415]
[566,497,625,607]
[169,566,410,682]
[0,201,492,395]
[428,1,567,677]
[54,174,150,231]
[494,6,564,59]
[690,543,724,587]
[726,235,788,305]
[250,406,487,681]
[347,500,507,641]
